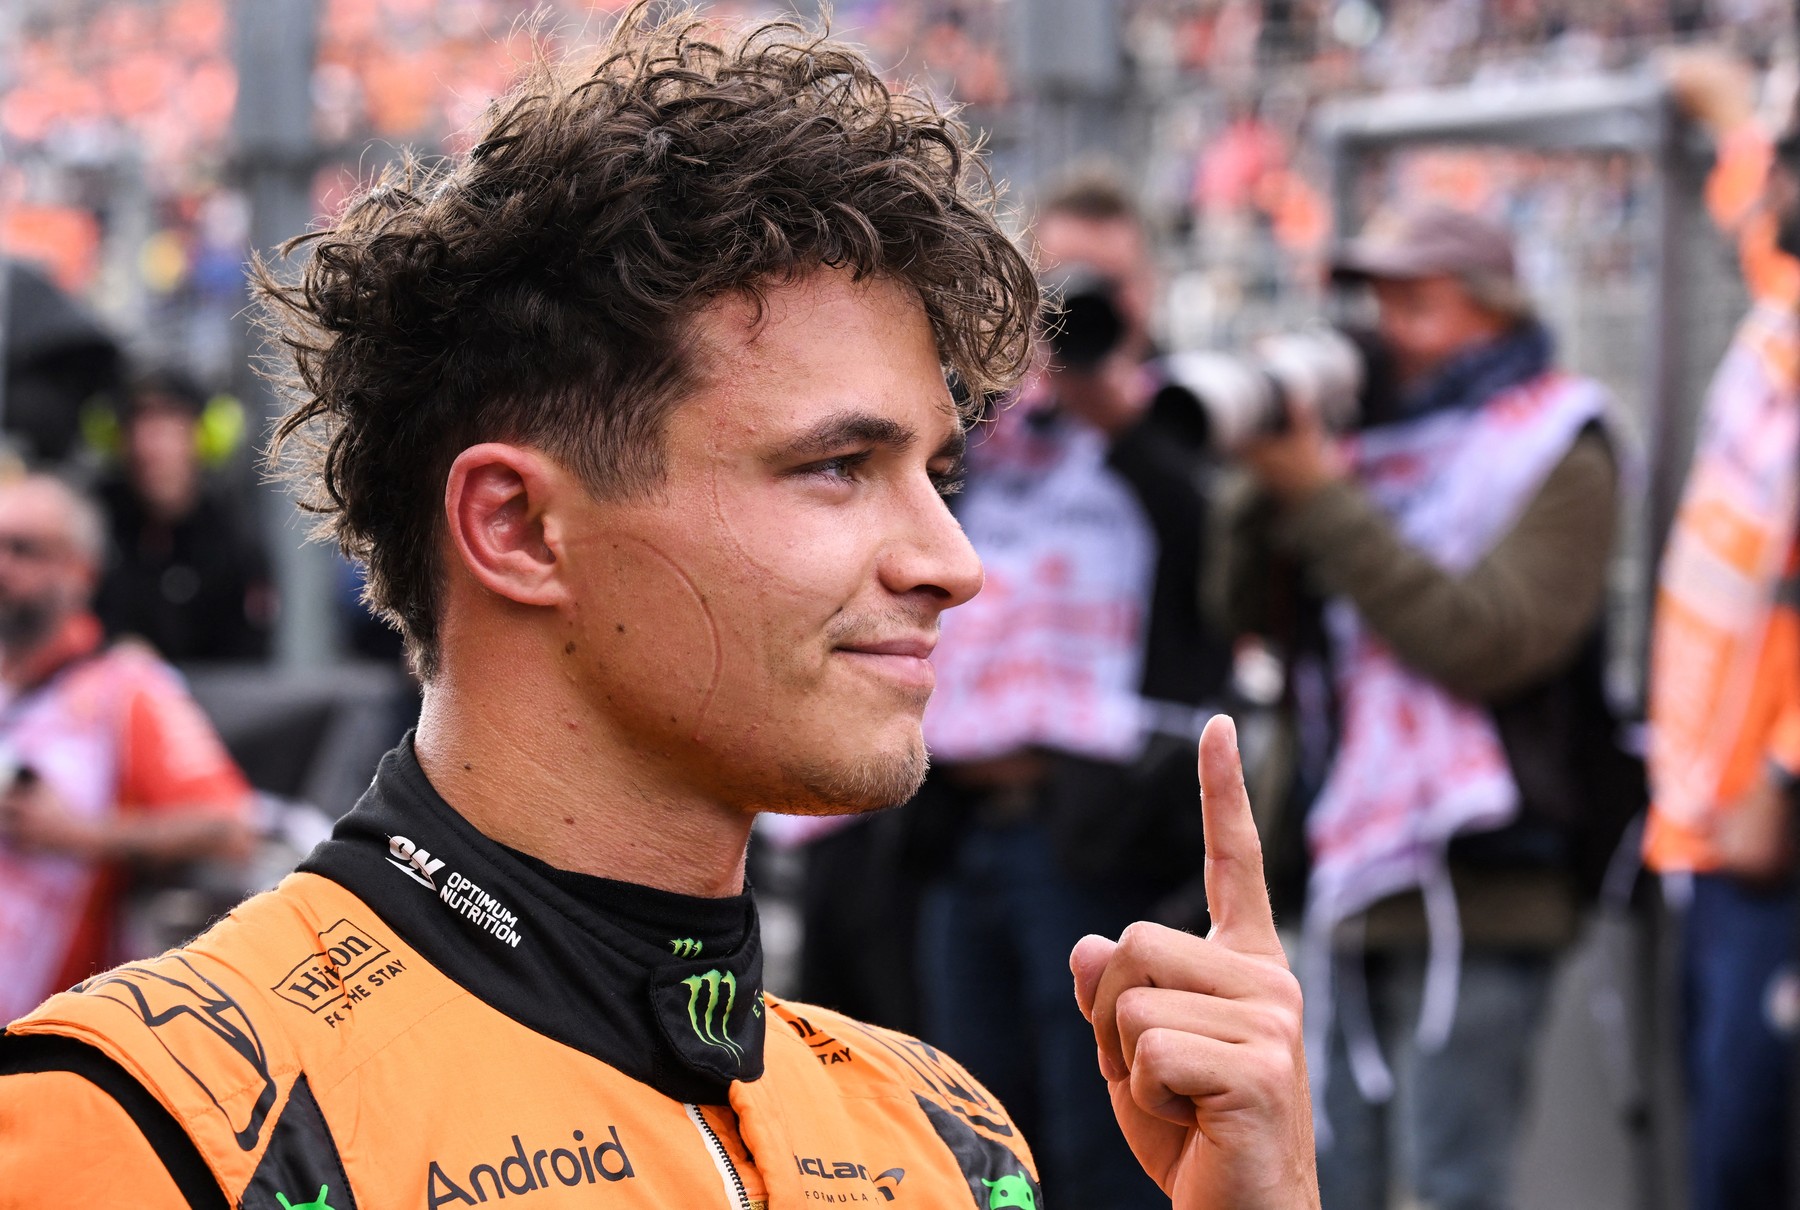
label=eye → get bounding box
[795,451,872,483]
[930,465,965,498]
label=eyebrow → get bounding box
[771,409,966,464]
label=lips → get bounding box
[835,635,937,691]
[837,636,935,660]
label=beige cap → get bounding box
[1331,204,1517,283]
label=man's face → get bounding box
[125,401,202,521]
[1035,212,1155,356]
[553,270,982,816]
[1370,274,1508,386]
[0,481,94,651]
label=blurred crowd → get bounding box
[8,3,1800,1210]
[6,0,1788,379]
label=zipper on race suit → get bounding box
[685,1102,753,1210]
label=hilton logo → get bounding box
[273,919,393,1013]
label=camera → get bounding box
[1044,265,1390,452]
[1044,264,1130,371]
[1157,327,1377,452]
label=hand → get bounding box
[1071,715,1319,1210]
[1240,406,1344,504]
[1711,769,1796,885]
[0,775,103,859]
[1660,46,1757,134]
[1054,352,1154,437]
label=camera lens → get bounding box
[1043,265,1126,370]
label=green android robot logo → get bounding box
[275,1186,335,1210]
[983,1171,1035,1209]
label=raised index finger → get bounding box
[1200,714,1283,958]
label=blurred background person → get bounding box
[0,473,253,1023]
[1208,206,1625,1210]
[907,169,1234,1210]
[94,365,274,662]
[1646,49,1800,1210]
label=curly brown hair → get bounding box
[256,5,1039,678]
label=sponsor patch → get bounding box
[387,834,524,949]
[793,1157,907,1202]
[273,920,394,1015]
[787,1013,854,1066]
[426,1127,634,1209]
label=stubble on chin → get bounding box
[774,739,930,817]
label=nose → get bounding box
[882,484,984,612]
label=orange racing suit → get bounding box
[0,743,1041,1210]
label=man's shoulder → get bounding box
[48,638,182,710]
[8,871,454,1113]
[4,871,461,1201]
[763,996,1027,1139]
[762,996,1041,1198]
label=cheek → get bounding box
[699,415,869,608]
[703,473,876,645]
[562,532,726,742]
[1386,313,1446,364]
[561,513,843,750]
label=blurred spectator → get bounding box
[0,473,253,1022]
[94,366,274,662]
[1646,49,1800,1210]
[909,171,1233,1210]
[1210,205,1624,1210]
[1,259,123,464]
[1194,98,1288,219]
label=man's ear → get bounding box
[443,443,575,608]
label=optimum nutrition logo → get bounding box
[682,969,742,1061]
[387,835,445,890]
[387,835,523,948]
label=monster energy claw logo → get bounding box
[276,1186,336,1210]
[670,938,703,959]
[681,969,742,1061]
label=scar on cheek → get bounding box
[700,413,817,590]
[624,536,724,743]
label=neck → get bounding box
[1400,322,1532,396]
[413,645,753,899]
[3,611,99,689]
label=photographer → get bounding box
[1209,206,1620,1210]
[910,171,1233,1210]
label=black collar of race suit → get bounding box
[298,740,765,1105]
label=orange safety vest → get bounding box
[0,745,1040,1210]
[1644,123,1800,873]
